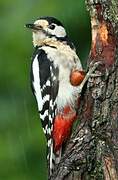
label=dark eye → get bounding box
[49,24,55,30]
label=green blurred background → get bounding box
[0,0,91,179]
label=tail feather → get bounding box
[55,148,62,164]
[47,139,62,178]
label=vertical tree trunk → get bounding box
[51,0,118,179]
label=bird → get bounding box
[25,16,88,178]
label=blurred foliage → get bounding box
[0,0,91,179]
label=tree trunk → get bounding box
[50,0,118,179]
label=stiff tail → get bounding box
[47,139,62,178]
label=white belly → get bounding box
[56,65,79,110]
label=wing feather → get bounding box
[31,47,59,175]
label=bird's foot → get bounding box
[78,61,103,94]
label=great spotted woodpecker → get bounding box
[25,16,93,178]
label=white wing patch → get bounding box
[32,55,43,111]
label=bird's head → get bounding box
[26,16,67,47]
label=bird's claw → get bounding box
[78,61,103,94]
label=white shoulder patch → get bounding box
[32,55,43,111]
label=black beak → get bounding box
[25,23,35,29]
[25,23,42,31]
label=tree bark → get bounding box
[50,0,118,179]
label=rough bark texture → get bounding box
[50,0,118,179]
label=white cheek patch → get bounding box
[32,31,46,46]
[48,25,66,38]
[33,31,46,40]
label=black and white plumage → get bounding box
[31,48,59,173]
[26,16,83,177]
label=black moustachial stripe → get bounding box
[38,16,75,49]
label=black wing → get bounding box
[30,47,59,174]
[31,48,59,136]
